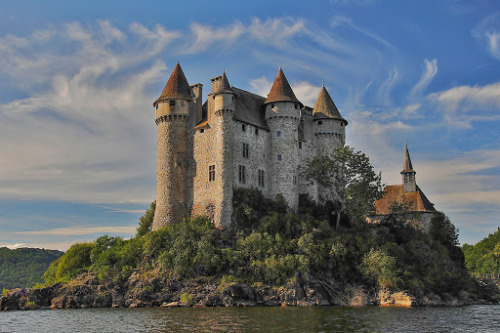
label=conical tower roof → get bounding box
[214,71,234,95]
[402,142,415,173]
[312,86,347,124]
[264,68,303,107]
[154,63,192,106]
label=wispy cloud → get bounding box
[377,68,399,105]
[473,13,500,60]
[410,58,438,98]
[17,226,136,236]
[429,81,500,127]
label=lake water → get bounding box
[0,305,499,332]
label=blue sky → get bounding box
[1,0,500,250]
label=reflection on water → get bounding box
[0,305,499,333]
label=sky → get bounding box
[1,0,500,251]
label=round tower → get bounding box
[152,63,194,230]
[212,71,235,229]
[264,68,302,210]
[312,84,348,204]
[312,84,348,156]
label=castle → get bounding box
[152,63,347,231]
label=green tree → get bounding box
[304,146,383,229]
[136,201,155,237]
[360,247,399,289]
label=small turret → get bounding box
[152,63,194,230]
[311,84,348,203]
[212,71,235,230]
[401,142,417,193]
[312,85,347,154]
[264,68,302,210]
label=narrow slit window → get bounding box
[277,131,281,138]
[209,165,215,182]
[239,165,246,184]
[277,155,282,161]
[258,170,265,187]
[242,124,246,132]
[242,143,249,158]
[255,128,259,136]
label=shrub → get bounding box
[43,242,94,284]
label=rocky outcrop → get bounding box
[1,273,498,311]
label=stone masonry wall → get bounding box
[266,102,300,210]
[232,120,271,197]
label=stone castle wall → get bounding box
[154,79,346,229]
[265,102,301,210]
[152,99,192,230]
[231,121,271,196]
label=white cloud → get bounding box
[377,68,399,105]
[0,21,179,204]
[17,226,136,236]
[473,13,500,60]
[0,243,27,249]
[182,21,245,54]
[410,58,438,98]
[429,81,500,127]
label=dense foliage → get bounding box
[303,146,384,229]
[462,228,500,278]
[42,189,471,298]
[0,247,63,290]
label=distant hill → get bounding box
[462,227,500,278]
[0,247,64,290]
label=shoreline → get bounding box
[2,274,498,312]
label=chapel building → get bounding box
[152,63,348,230]
[371,143,438,229]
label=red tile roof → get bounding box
[264,68,303,107]
[312,86,347,124]
[154,63,192,106]
[375,185,436,215]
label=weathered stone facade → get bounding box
[152,64,348,230]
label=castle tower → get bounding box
[152,63,194,230]
[311,84,348,202]
[401,142,417,193]
[212,71,235,229]
[312,84,348,155]
[264,68,302,210]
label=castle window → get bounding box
[294,104,298,109]
[299,142,302,149]
[277,131,281,138]
[209,165,215,182]
[318,121,323,125]
[242,124,246,132]
[271,104,275,108]
[155,104,158,110]
[200,129,205,133]
[258,170,265,187]
[255,128,259,136]
[277,154,282,161]
[239,165,246,184]
[242,143,249,158]
[170,100,176,106]
[293,175,297,185]
[341,123,344,127]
